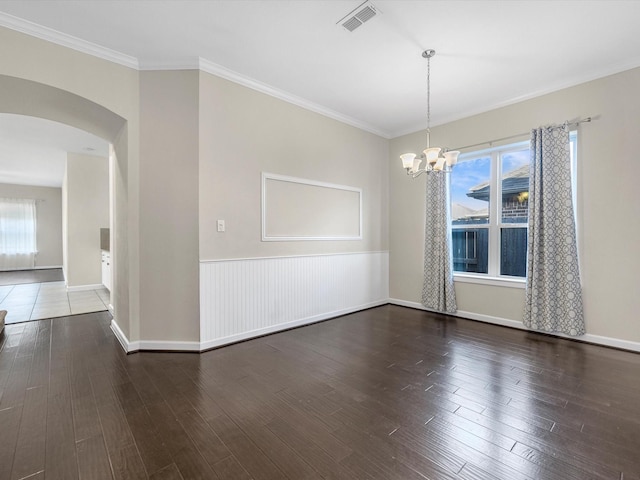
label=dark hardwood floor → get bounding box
[1,305,639,480]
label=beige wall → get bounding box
[62,169,68,277]
[0,183,63,268]
[389,67,640,343]
[63,153,109,287]
[198,71,389,260]
[139,70,200,342]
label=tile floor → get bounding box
[0,281,110,324]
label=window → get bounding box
[450,133,577,283]
[0,198,37,266]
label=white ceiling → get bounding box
[1,0,640,184]
[0,114,109,187]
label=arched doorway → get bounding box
[0,74,132,342]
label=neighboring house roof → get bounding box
[451,203,488,222]
[466,164,529,202]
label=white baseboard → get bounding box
[0,265,62,272]
[67,283,104,292]
[110,300,387,354]
[110,319,205,353]
[578,333,640,353]
[110,319,138,353]
[108,296,640,355]
[388,298,640,353]
[138,340,201,352]
[199,299,388,352]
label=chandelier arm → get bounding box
[409,169,428,179]
[406,166,452,178]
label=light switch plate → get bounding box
[217,219,225,232]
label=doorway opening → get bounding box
[0,73,131,341]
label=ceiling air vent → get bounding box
[337,1,379,32]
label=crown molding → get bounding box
[0,13,389,138]
[391,55,640,139]
[198,58,390,139]
[138,59,200,71]
[6,10,640,141]
[0,12,139,69]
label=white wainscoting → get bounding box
[200,251,389,350]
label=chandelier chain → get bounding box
[426,52,431,145]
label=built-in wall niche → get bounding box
[261,172,362,241]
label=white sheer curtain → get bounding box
[0,198,38,271]
[523,126,585,336]
[422,172,457,313]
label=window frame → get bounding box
[451,132,577,288]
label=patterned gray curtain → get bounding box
[422,172,457,313]
[523,125,585,335]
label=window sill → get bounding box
[453,273,525,289]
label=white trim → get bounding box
[200,300,387,351]
[200,250,389,264]
[453,274,525,289]
[198,58,389,139]
[0,266,63,272]
[388,298,640,353]
[138,340,201,352]
[110,319,138,353]
[33,265,63,270]
[107,304,114,315]
[110,297,640,354]
[0,12,139,69]
[139,59,200,71]
[109,300,386,353]
[66,283,104,292]
[110,319,201,353]
[390,54,640,138]
[455,309,525,330]
[261,172,363,241]
[578,333,640,354]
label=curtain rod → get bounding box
[451,117,592,152]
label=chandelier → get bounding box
[400,49,459,178]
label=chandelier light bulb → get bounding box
[400,153,417,169]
